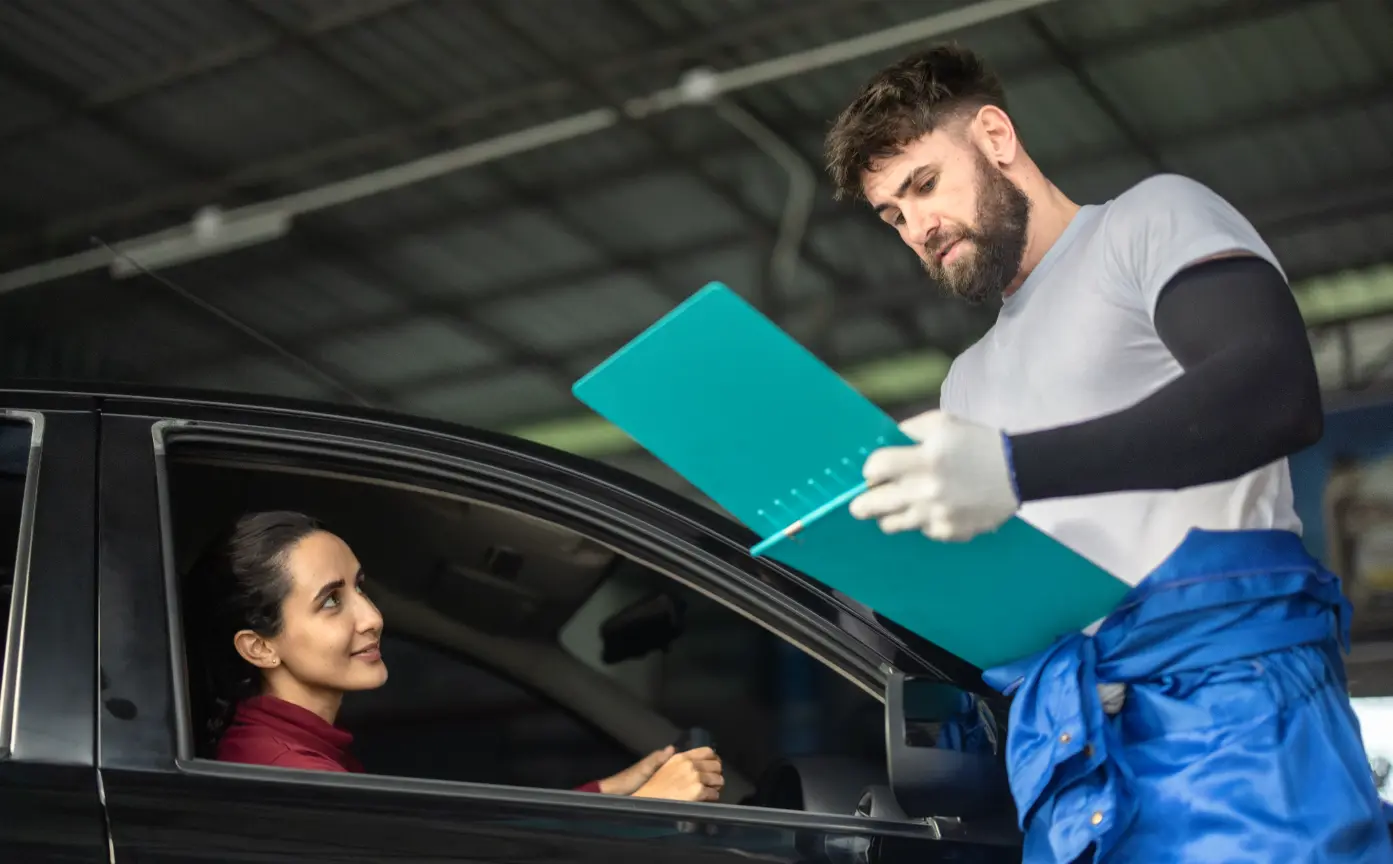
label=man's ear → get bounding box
[233,629,279,669]
[972,104,1020,167]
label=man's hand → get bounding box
[630,746,724,802]
[849,410,1019,542]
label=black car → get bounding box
[0,384,1022,863]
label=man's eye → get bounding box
[919,177,937,194]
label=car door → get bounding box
[0,394,107,862]
[96,401,1019,864]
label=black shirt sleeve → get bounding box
[1005,255,1323,503]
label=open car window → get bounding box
[341,634,636,790]
[559,561,887,773]
[161,433,886,804]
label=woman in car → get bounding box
[183,510,724,802]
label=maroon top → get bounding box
[216,694,603,792]
[217,694,364,772]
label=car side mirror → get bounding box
[882,669,1014,821]
[599,590,686,664]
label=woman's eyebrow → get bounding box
[312,579,345,604]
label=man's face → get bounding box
[861,127,1031,304]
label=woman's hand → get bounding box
[597,746,676,796]
[630,746,724,802]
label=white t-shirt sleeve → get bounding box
[1104,173,1285,319]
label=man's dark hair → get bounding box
[824,44,1008,201]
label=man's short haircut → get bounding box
[824,43,1008,201]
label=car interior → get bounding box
[163,447,893,812]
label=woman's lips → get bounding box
[351,644,381,662]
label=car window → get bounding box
[164,450,880,795]
[340,634,635,790]
[0,416,38,752]
[560,563,887,777]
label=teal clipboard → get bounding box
[572,282,1129,669]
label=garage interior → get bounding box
[1,0,1392,793]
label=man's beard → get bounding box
[920,153,1032,305]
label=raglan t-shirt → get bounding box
[939,174,1301,586]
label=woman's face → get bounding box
[251,530,388,702]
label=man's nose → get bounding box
[904,207,941,246]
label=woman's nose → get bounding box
[356,594,383,634]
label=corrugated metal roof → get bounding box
[476,272,677,352]
[317,317,498,387]
[0,0,1389,466]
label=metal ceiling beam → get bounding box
[0,29,566,407]
[0,42,373,405]
[452,1,880,307]
[6,0,1323,265]
[161,174,1393,401]
[0,0,1067,293]
[219,0,597,403]
[158,210,889,383]
[472,0,860,324]
[1021,12,1169,173]
[0,0,423,150]
[14,39,1383,299]
[294,74,1393,260]
[0,0,868,154]
[137,75,1393,382]
[606,0,907,355]
[379,203,1393,404]
[0,0,891,262]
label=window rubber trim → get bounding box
[0,410,44,758]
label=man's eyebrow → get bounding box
[872,164,936,214]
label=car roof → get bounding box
[0,377,977,684]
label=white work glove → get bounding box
[849,410,1020,542]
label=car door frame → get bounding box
[97,400,1019,863]
[0,393,106,862]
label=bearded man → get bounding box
[824,44,1390,862]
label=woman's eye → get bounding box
[322,593,340,610]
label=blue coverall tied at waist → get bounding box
[979,529,1393,863]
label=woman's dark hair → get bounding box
[182,510,324,757]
